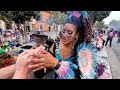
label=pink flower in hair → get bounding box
[72,11,81,18]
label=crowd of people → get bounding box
[92,28,118,51]
[0,28,31,48]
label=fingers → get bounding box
[27,49,37,56]
[28,63,44,69]
[27,58,44,64]
[33,66,44,72]
[23,45,46,57]
[35,45,45,55]
[40,49,48,54]
[27,56,35,62]
[20,52,31,61]
[38,45,45,50]
[35,53,45,58]
[35,50,49,58]
[33,63,51,72]
[18,50,27,57]
[34,46,42,55]
[31,45,38,49]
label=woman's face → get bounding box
[60,23,77,45]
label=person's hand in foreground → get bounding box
[12,50,35,79]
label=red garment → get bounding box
[5,58,11,64]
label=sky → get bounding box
[103,11,120,25]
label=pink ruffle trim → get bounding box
[55,61,69,77]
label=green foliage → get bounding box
[95,21,105,29]
[0,11,38,24]
[0,15,6,21]
[88,11,111,24]
[49,11,67,25]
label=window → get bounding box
[39,14,42,21]
[40,25,43,30]
[36,14,42,21]
[47,16,53,24]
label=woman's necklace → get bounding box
[55,42,73,61]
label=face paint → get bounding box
[60,29,76,39]
[67,34,76,38]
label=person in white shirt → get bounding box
[19,33,23,44]
[96,33,105,51]
[26,33,30,43]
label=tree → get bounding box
[11,11,38,24]
[95,21,105,29]
[0,11,38,24]
[48,11,67,25]
[104,24,108,29]
[88,11,111,24]
[0,11,14,21]
[109,20,120,30]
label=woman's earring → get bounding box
[74,37,78,41]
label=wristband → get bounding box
[54,61,61,70]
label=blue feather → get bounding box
[77,43,98,79]
[79,11,88,18]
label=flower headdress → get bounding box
[64,11,88,32]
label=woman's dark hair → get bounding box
[77,15,93,43]
[63,11,93,44]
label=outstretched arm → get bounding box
[0,64,16,79]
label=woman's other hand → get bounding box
[30,45,45,56]
[28,49,58,72]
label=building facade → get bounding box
[33,11,52,31]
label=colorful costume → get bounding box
[53,41,97,79]
[54,42,79,79]
[54,11,98,79]
[33,11,98,79]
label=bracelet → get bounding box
[54,60,61,70]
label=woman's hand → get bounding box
[28,49,58,72]
[12,50,35,79]
[31,45,45,55]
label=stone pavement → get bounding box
[103,34,120,79]
[111,36,120,62]
[92,35,120,79]
[92,38,112,79]
[97,46,112,79]
[106,46,120,79]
